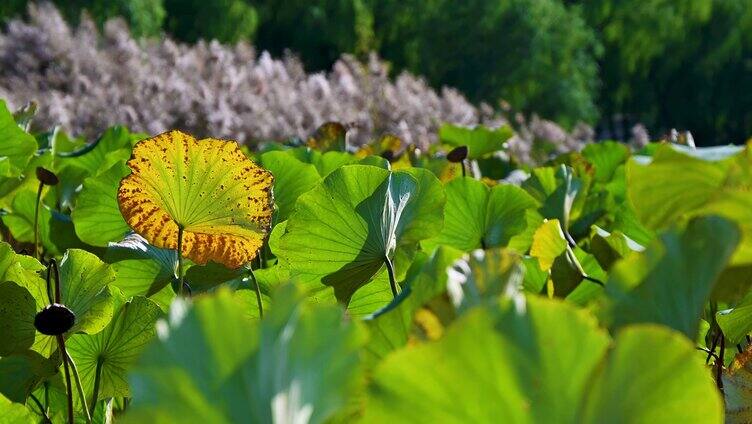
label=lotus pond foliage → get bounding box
[0,99,751,422]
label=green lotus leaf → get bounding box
[521,256,548,293]
[0,100,37,178]
[695,190,752,266]
[581,141,630,183]
[267,220,286,254]
[2,189,52,252]
[628,144,752,265]
[629,146,728,230]
[56,126,138,176]
[422,177,540,253]
[314,151,358,176]
[363,246,463,364]
[2,188,84,256]
[446,248,525,313]
[0,350,58,403]
[438,124,513,159]
[365,296,723,423]
[522,165,585,231]
[0,247,115,357]
[717,289,752,345]
[589,226,644,270]
[0,393,35,423]
[126,286,365,423]
[606,216,740,338]
[364,296,610,423]
[530,219,568,271]
[0,244,47,356]
[183,261,244,293]
[528,218,604,301]
[52,126,139,217]
[276,165,444,307]
[284,146,358,177]
[0,282,37,356]
[72,161,131,246]
[260,150,321,222]
[230,287,272,321]
[67,293,162,403]
[562,246,607,305]
[581,325,722,423]
[106,233,176,301]
[357,155,390,169]
[58,249,116,337]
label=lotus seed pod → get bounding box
[35,167,59,186]
[380,150,395,162]
[34,303,75,335]
[447,146,468,163]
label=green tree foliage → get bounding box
[163,0,258,43]
[373,0,601,127]
[55,0,165,37]
[0,0,165,37]
[0,0,26,23]
[252,0,375,71]
[576,0,752,144]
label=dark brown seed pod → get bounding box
[380,149,395,162]
[447,146,468,163]
[34,303,75,335]
[36,167,59,186]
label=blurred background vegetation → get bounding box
[2,0,751,145]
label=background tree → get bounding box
[252,0,375,71]
[373,0,602,128]
[163,0,257,43]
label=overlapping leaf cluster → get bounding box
[0,99,751,423]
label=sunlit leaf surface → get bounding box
[118,130,274,269]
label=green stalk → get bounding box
[177,225,185,297]
[248,267,263,318]
[50,258,91,423]
[29,394,51,424]
[33,181,43,260]
[44,382,49,417]
[56,335,74,424]
[88,357,104,418]
[384,254,398,297]
[66,353,92,423]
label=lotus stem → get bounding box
[44,382,49,416]
[248,267,263,319]
[56,335,74,424]
[28,393,51,424]
[66,352,92,423]
[716,335,725,391]
[384,254,398,297]
[33,181,43,260]
[45,259,59,304]
[177,225,185,297]
[706,331,721,365]
[89,357,103,417]
[49,259,91,423]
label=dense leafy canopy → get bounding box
[0,106,749,423]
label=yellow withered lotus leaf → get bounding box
[118,130,274,269]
